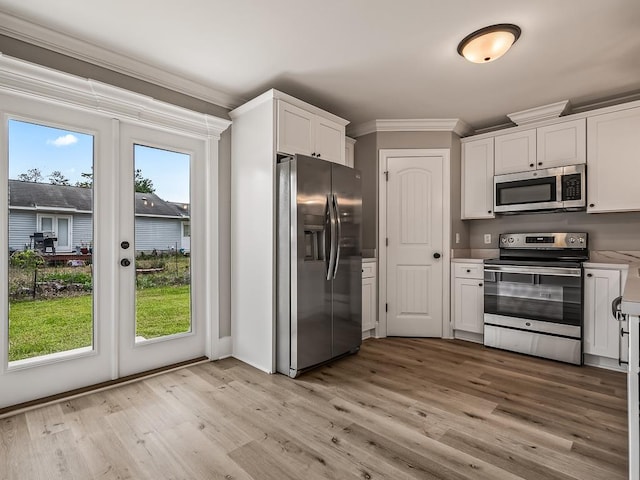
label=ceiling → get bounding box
[0,0,639,132]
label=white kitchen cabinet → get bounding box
[536,118,586,169]
[583,264,629,370]
[277,99,346,164]
[494,119,585,175]
[587,106,640,213]
[229,89,349,373]
[362,260,377,334]
[277,101,314,157]
[451,261,484,342]
[461,137,494,219]
[345,136,356,168]
[494,129,536,175]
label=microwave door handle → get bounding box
[557,172,563,204]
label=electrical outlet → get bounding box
[484,233,491,244]
[455,233,460,244]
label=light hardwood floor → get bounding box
[0,338,628,480]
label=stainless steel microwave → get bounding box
[494,164,586,214]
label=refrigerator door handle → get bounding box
[332,194,341,280]
[326,194,337,281]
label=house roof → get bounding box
[9,180,189,218]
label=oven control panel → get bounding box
[499,232,588,249]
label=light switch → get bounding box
[484,234,491,244]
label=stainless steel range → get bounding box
[483,232,588,365]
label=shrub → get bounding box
[10,250,44,269]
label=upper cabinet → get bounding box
[587,106,640,213]
[461,137,494,219]
[494,119,585,175]
[537,119,586,169]
[277,100,346,165]
[494,129,536,175]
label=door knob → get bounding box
[121,241,130,249]
[120,258,131,267]
[433,252,441,259]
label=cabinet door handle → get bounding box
[317,153,321,158]
[478,283,483,287]
[538,162,543,166]
[586,273,593,277]
[466,269,471,273]
[529,163,534,167]
[589,203,595,208]
[487,210,492,214]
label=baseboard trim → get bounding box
[0,356,209,419]
[216,336,233,359]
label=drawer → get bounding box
[454,263,483,279]
[362,262,376,279]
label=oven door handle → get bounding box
[484,265,582,277]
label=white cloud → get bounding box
[48,134,78,147]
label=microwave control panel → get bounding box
[562,173,582,201]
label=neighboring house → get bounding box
[8,180,190,254]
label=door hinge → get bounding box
[384,171,389,181]
[385,237,389,247]
[385,303,388,312]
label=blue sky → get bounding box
[8,119,190,203]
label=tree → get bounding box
[17,168,43,183]
[48,170,70,185]
[74,169,155,193]
[134,169,155,194]
[75,172,93,188]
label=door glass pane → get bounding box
[8,119,94,363]
[57,218,70,249]
[40,217,53,232]
[133,144,191,342]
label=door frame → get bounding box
[377,149,451,338]
[0,54,230,408]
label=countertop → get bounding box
[451,258,484,264]
[583,262,630,270]
[622,263,640,316]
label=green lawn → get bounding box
[8,286,190,362]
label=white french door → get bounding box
[1,97,211,409]
[117,123,206,377]
[1,95,115,409]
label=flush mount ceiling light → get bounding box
[457,24,521,63]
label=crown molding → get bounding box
[0,53,231,138]
[0,11,243,111]
[348,118,473,138]
[507,100,570,126]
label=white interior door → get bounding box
[118,123,207,377]
[383,151,445,337]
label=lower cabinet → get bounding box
[362,260,377,335]
[583,264,629,370]
[451,261,484,343]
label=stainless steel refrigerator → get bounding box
[276,154,362,378]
